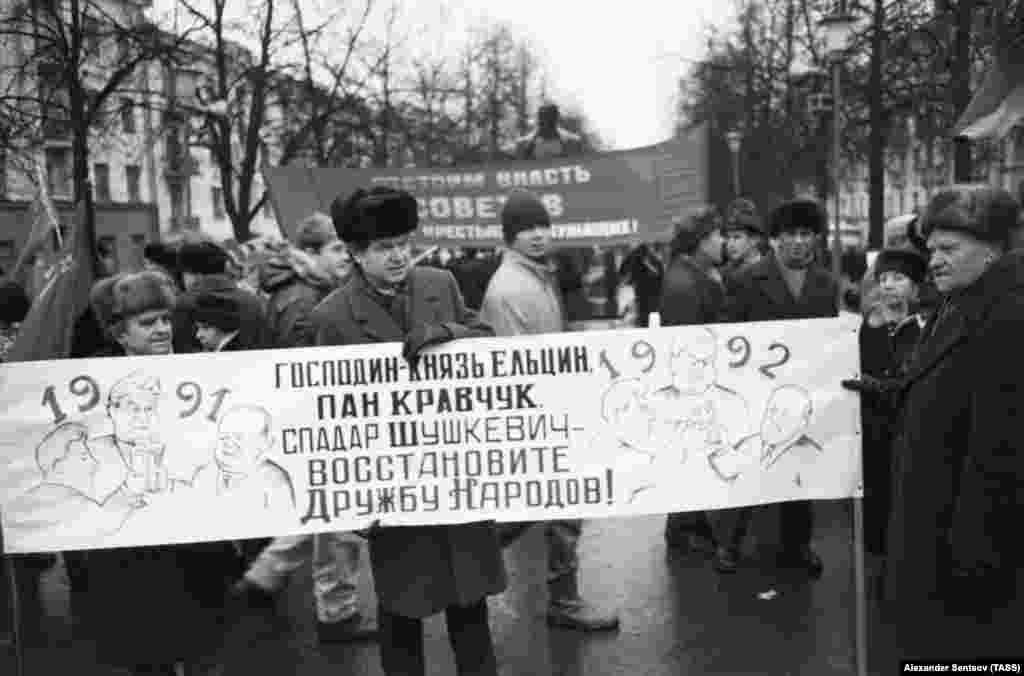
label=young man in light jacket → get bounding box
[479,190,620,632]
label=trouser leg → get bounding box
[312,532,361,623]
[242,534,313,591]
[711,506,752,552]
[378,606,425,676]
[445,599,498,676]
[545,519,581,583]
[779,500,814,551]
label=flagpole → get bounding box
[1,514,27,676]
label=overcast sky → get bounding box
[152,0,739,150]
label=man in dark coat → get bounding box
[715,198,838,578]
[658,206,729,555]
[720,198,766,288]
[619,243,665,327]
[310,186,506,676]
[848,185,1024,662]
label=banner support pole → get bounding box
[852,496,869,676]
[1,517,28,676]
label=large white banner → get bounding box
[0,318,862,554]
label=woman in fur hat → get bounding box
[856,248,927,564]
[76,271,239,676]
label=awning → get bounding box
[952,41,1024,141]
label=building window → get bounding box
[98,235,118,272]
[263,196,273,218]
[45,147,71,198]
[94,163,111,202]
[120,99,136,134]
[212,187,224,219]
[126,165,141,202]
[169,180,185,221]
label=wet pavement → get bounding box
[4,500,904,676]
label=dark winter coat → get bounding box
[858,316,922,555]
[885,250,1024,613]
[722,257,838,323]
[77,345,241,669]
[310,266,507,619]
[659,254,724,326]
[259,251,337,348]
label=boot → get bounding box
[546,572,619,632]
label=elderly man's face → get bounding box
[55,438,100,488]
[927,229,997,294]
[216,410,270,472]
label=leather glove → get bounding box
[841,374,895,396]
[354,519,382,539]
[402,324,453,367]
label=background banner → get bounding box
[0,317,861,554]
[263,125,708,248]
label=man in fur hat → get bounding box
[311,186,507,675]
[721,198,767,286]
[714,198,838,577]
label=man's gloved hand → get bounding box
[354,519,382,539]
[841,374,894,395]
[402,324,453,367]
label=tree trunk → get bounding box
[868,0,886,249]
[952,0,974,182]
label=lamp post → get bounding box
[726,129,743,198]
[819,6,858,291]
[819,6,866,676]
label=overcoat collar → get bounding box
[904,250,1024,381]
[749,257,828,307]
[346,268,445,342]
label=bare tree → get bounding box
[0,0,189,251]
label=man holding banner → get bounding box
[311,186,506,676]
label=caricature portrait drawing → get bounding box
[192,405,295,510]
[709,385,823,487]
[4,422,143,542]
[648,328,751,461]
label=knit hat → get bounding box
[185,292,242,333]
[330,187,419,245]
[671,205,721,255]
[874,248,927,284]
[293,212,337,251]
[768,199,827,237]
[0,281,30,324]
[177,241,230,275]
[501,190,551,243]
[920,184,1021,246]
[724,198,765,235]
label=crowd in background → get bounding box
[1,179,1023,673]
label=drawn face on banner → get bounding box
[215,407,272,473]
[115,309,173,356]
[760,386,813,447]
[669,329,717,395]
[602,379,655,451]
[355,234,412,287]
[107,375,162,445]
[38,423,100,496]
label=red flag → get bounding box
[5,197,96,363]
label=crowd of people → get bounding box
[2,178,1023,673]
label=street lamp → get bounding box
[726,129,743,197]
[818,5,858,284]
